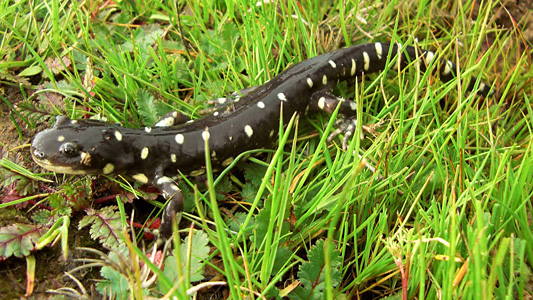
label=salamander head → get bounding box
[31,116,134,175]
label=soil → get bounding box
[0,86,101,298]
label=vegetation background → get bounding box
[0,0,532,299]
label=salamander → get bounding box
[31,42,492,238]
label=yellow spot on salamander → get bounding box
[318,97,326,110]
[363,51,370,71]
[443,60,453,75]
[175,134,184,144]
[114,131,122,141]
[132,173,149,184]
[425,51,434,64]
[103,163,114,175]
[375,43,383,60]
[141,147,149,160]
[244,125,253,137]
[155,117,175,127]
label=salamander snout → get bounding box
[32,148,45,159]
[30,127,90,175]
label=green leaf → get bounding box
[215,176,232,201]
[97,266,129,299]
[47,193,68,211]
[272,246,293,274]
[180,230,210,281]
[219,23,241,52]
[227,212,252,234]
[289,240,343,300]
[0,224,46,259]
[121,24,164,52]
[254,207,271,243]
[162,230,210,284]
[244,163,268,188]
[62,177,93,211]
[18,65,42,77]
[241,163,267,202]
[31,210,53,224]
[136,88,157,126]
[96,251,130,300]
[149,12,170,22]
[78,206,125,249]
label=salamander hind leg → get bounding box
[309,91,357,115]
[152,175,184,240]
[309,91,361,150]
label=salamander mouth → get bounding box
[31,150,89,175]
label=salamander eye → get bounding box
[33,150,45,159]
[59,142,78,157]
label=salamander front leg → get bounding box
[152,175,184,240]
[309,91,361,150]
[309,91,357,115]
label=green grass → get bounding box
[1,0,532,299]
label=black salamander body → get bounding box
[31,43,492,238]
